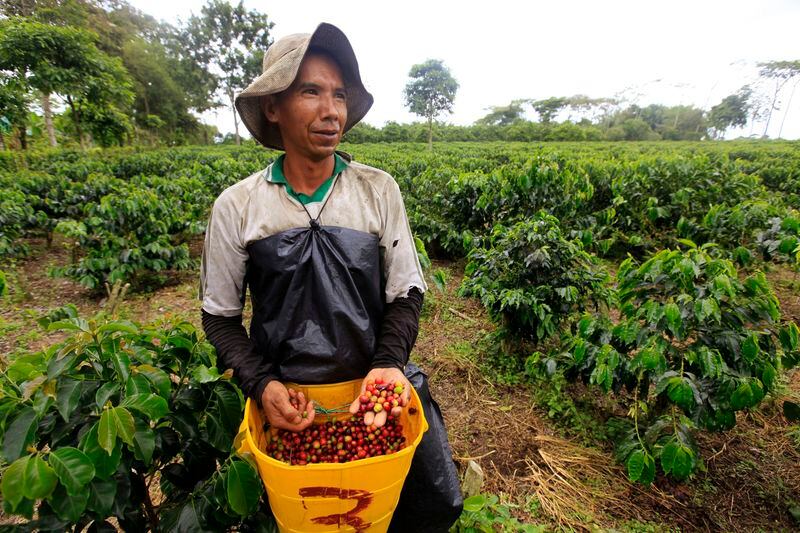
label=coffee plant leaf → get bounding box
[22,454,58,500]
[48,447,95,496]
[2,407,38,462]
[121,393,169,420]
[225,461,261,517]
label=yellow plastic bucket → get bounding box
[237,379,429,533]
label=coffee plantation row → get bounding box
[1,142,799,529]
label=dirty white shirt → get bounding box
[200,156,427,317]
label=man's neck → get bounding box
[282,151,335,195]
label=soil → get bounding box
[2,246,799,531]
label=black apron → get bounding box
[245,179,384,383]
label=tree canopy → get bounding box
[404,59,459,148]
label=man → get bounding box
[200,23,461,531]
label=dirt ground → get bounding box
[2,242,799,532]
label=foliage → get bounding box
[182,0,273,144]
[460,212,611,344]
[404,59,459,147]
[0,311,267,530]
[451,493,545,533]
[0,17,134,147]
[553,244,800,482]
[51,184,200,290]
[709,87,752,139]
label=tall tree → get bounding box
[183,0,272,145]
[0,18,133,148]
[476,99,528,126]
[531,97,568,124]
[757,60,800,138]
[708,87,751,139]
[404,59,459,149]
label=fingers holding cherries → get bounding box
[349,373,410,427]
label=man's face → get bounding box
[264,53,348,161]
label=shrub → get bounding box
[460,212,611,344]
[0,310,268,530]
[552,243,800,483]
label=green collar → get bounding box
[267,153,349,205]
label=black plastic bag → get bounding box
[389,363,463,532]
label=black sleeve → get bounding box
[201,310,278,406]
[371,287,424,371]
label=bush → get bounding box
[460,213,611,344]
[0,310,269,530]
[552,243,800,483]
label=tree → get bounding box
[183,0,273,145]
[0,72,29,149]
[0,18,133,148]
[476,99,527,126]
[403,59,459,149]
[757,60,800,138]
[531,97,568,124]
[708,87,751,139]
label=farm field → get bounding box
[1,141,799,531]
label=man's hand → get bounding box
[261,381,315,431]
[349,367,411,427]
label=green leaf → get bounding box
[664,302,682,338]
[49,447,95,495]
[226,461,261,517]
[125,374,151,396]
[110,407,135,446]
[134,364,172,398]
[87,478,117,516]
[23,454,58,500]
[779,322,799,352]
[783,401,800,422]
[462,493,488,513]
[192,365,221,383]
[48,483,89,523]
[730,381,755,411]
[669,446,695,480]
[741,334,759,364]
[213,384,243,432]
[132,419,156,465]
[1,455,30,506]
[109,348,131,383]
[95,382,119,409]
[98,409,117,454]
[97,321,139,335]
[79,424,121,479]
[667,378,697,411]
[121,393,169,420]
[626,450,645,482]
[56,378,83,422]
[2,407,38,462]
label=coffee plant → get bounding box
[0,310,269,531]
[52,185,199,290]
[460,212,612,343]
[549,243,800,483]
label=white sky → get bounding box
[128,0,800,139]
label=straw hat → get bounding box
[234,22,374,150]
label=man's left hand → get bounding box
[349,367,411,427]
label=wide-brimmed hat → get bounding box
[234,22,373,150]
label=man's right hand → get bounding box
[261,381,315,431]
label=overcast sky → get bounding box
[128,0,800,139]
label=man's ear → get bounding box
[262,94,280,122]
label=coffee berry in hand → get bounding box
[358,378,406,418]
[264,416,407,465]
